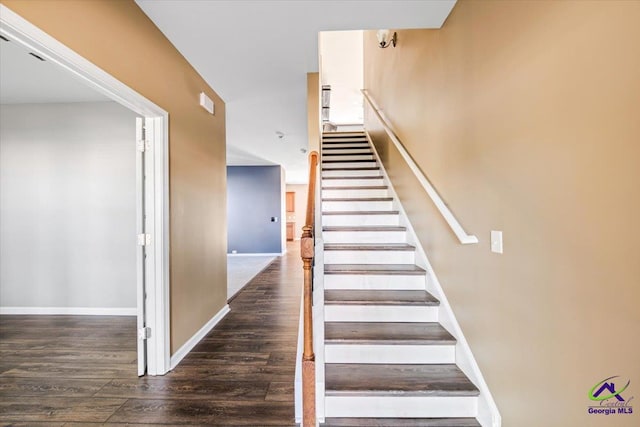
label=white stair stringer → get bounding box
[317,131,499,426]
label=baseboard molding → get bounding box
[170,304,230,370]
[228,253,283,257]
[0,307,137,316]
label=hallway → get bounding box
[0,244,302,425]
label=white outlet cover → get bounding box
[491,230,503,254]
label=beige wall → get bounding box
[286,184,309,240]
[1,0,228,353]
[364,1,640,425]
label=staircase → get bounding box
[319,131,481,426]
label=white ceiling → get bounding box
[136,0,456,183]
[0,36,110,104]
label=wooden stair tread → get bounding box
[325,289,439,306]
[325,364,479,397]
[325,322,454,345]
[322,166,380,171]
[324,243,413,251]
[323,226,405,232]
[323,159,375,163]
[322,418,480,427]
[322,146,370,150]
[323,186,388,190]
[322,176,383,180]
[322,143,369,147]
[322,151,373,156]
[322,147,370,150]
[322,210,399,215]
[322,197,393,202]
[324,264,425,275]
[323,136,367,139]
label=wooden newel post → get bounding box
[301,151,318,427]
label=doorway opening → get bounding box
[0,5,170,376]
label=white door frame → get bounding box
[0,4,171,375]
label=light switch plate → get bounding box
[491,230,503,254]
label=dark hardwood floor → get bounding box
[0,244,302,425]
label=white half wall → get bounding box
[0,102,138,310]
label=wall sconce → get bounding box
[376,30,397,48]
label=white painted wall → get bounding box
[320,31,364,124]
[0,102,138,311]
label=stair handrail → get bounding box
[300,150,318,427]
[361,89,478,245]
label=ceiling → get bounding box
[136,0,457,183]
[0,36,110,104]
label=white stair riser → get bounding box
[323,149,373,155]
[323,230,405,244]
[324,396,478,418]
[323,135,367,139]
[323,154,374,161]
[325,344,455,364]
[322,145,371,151]
[323,189,389,198]
[322,214,400,227]
[324,274,425,290]
[322,201,393,211]
[323,169,381,177]
[322,161,378,169]
[321,178,385,187]
[324,250,414,264]
[324,305,437,322]
[322,142,369,148]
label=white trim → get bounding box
[0,307,137,316]
[365,131,502,427]
[170,304,231,370]
[0,5,171,375]
[227,252,283,257]
[362,89,478,245]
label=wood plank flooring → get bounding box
[0,244,302,425]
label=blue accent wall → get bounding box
[227,166,282,254]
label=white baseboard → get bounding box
[0,307,137,316]
[227,253,282,257]
[170,304,230,370]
